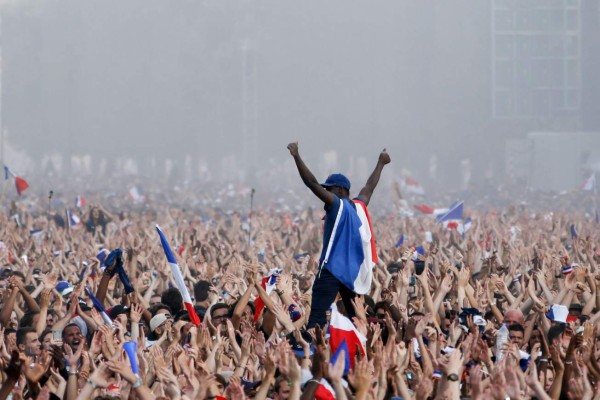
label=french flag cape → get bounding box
[321,198,376,295]
[156,225,201,326]
[253,268,281,322]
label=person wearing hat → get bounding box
[287,142,390,328]
[146,313,173,349]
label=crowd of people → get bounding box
[0,150,599,400]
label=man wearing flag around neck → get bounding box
[287,142,390,328]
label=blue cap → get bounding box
[55,281,73,297]
[321,173,351,191]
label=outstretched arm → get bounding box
[287,142,335,206]
[357,149,391,206]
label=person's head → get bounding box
[148,303,172,317]
[503,309,524,328]
[547,324,567,348]
[46,310,58,330]
[210,303,230,333]
[161,288,183,315]
[16,327,41,356]
[41,329,54,351]
[210,373,227,396]
[508,324,525,348]
[150,313,172,337]
[149,294,162,307]
[539,366,555,392]
[273,376,292,400]
[62,323,84,349]
[19,311,40,328]
[374,302,387,319]
[321,173,351,199]
[194,280,211,304]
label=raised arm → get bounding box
[357,149,391,206]
[287,142,336,206]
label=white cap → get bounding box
[150,314,168,332]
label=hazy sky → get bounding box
[2,0,598,191]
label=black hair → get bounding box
[19,311,40,328]
[161,288,183,315]
[194,280,211,302]
[210,303,230,318]
[547,324,566,345]
[148,303,172,317]
[508,324,525,333]
[16,327,37,346]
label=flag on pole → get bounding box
[402,177,425,196]
[413,204,449,217]
[4,165,29,196]
[156,225,200,326]
[85,287,112,325]
[75,195,86,208]
[581,173,596,192]
[437,201,464,229]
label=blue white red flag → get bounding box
[458,217,472,237]
[314,379,336,400]
[437,201,464,229]
[330,339,351,375]
[253,268,282,322]
[321,198,374,295]
[413,204,449,216]
[85,287,112,325]
[329,304,366,370]
[156,225,200,326]
[403,177,425,196]
[75,195,86,208]
[3,165,29,196]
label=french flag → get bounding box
[253,268,282,322]
[85,287,112,325]
[329,305,366,370]
[156,225,200,326]
[314,379,336,400]
[457,217,472,237]
[4,165,29,196]
[413,204,449,217]
[403,177,425,196]
[581,173,596,192]
[75,195,86,208]
[322,199,374,295]
[66,209,80,227]
[437,201,464,229]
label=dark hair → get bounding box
[16,327,37,346]
[194,280,211,302]
[148,303,172,317]
[11,271,26,280]
[547,324,566,345]
[210,303,230,318]
[62,323,81,339]
[19,311,40,328]
[161,288,183,315]
[508,324,525,333]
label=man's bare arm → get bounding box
[357,149,391,206]
[287,142,335,206]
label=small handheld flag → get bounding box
[156,225,200,326]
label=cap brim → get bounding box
[61,287,74,296]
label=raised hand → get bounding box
[287,142,299,157]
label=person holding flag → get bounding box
[287,142,390,328]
